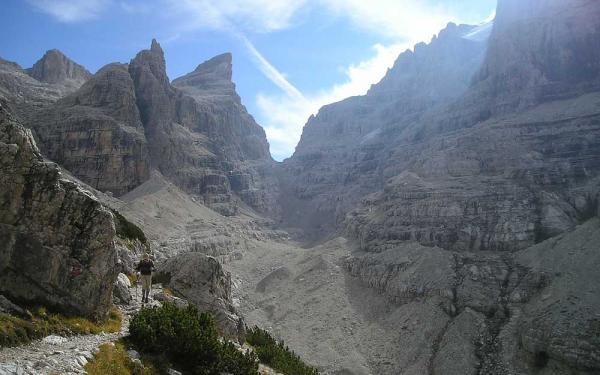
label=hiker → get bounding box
[135,253,155,304]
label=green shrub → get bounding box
[129,304,258,375]
[246,327,319,375]
[111,209,148,246]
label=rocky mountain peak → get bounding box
[27,49,91,85]
[150,38,162,53]
[173,53,236,99]
[366,21,485,104]
[193,53,233,81]
[129,39,170,88]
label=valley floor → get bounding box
[227,237,424,375]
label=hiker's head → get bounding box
[143,253,150,260]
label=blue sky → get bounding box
[0,0,496,160]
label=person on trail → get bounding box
[135,253,155,304]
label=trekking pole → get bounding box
[135,273,139,301]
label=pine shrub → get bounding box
[129,304,257,375]
[246,326,319,375]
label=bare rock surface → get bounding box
[113,273,133,305]
[0,105,118,319]
[157,252,243,339]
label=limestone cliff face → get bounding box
[0,104,118,320]
[280,22,488,240]
[128,40,274,214]
[30,63,150,196]
[283,0,600,251]
[473,0,600,113]
[172,52,275,214]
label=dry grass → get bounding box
[0,305,122,347]
[85,341,158,375]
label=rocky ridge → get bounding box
[12,40,276,215]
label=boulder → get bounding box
[113,273,132,304]
[0,105,118,320]
[156,252,243,339]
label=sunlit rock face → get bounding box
[473,0,600,113]
[278,22,489,241]
[281,0,600,252]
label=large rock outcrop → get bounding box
[156,252,243,338]
[0,104,118,320]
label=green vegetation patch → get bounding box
[112,209,148,246]
[129,304,258,375]
[85,341,158,375]
[246,326,319,375]
[0,305,122,347]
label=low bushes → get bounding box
[0,305,122,347]
[246,326,319,375]
[129,304,257,375]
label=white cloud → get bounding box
[164,0,308,33]
[257,43,408,160]
[320,0,457,41]
[27,0,110,22]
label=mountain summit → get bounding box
[27,49,91,87]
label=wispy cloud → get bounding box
[321,0,457,41]
[237,35,306,102]
[26,0,110,22]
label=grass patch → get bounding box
[0,305,122,347]
[246,327,319,375]
[85,341,158,375]
[129,304,258,374]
